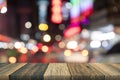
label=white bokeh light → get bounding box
[66,41,78,49]
[14,42,22,49]
[90,40,101,48]
[43,34,51,42]
[25,21,32,29]
[1,6,7,14]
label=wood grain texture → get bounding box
[10,63,48,80]
[0,63,10,71]
[0,63,120,80]
[90,63,120,80]
[0,63,26,80]
[67,63,105,80]
[0,63,8,67]
[44,63,71,80]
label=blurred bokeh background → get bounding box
[0,0,120,63]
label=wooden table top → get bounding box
[0,63,120,80]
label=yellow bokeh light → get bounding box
[41,45,49,53]
[82,50,89,56]
[43,34,51,42]
[8,57,17,63]
[64,50,72,56]
[38,24,48,31]
[19,47,28,54]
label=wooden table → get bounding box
[0,63,120,80]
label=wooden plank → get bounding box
[67,63,105,80]
[0,63,119,80]
[90,63,120,80]
[0,63,10,71]
[0,63,26,80]
[111,64,120,70]
[10,63,48,80]
[0,63,8,67]
[44,63,71,80]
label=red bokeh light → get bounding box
[64,26,81,38]
[81,8,93,18]
[52,0,62,6]
[51,14,62,24]
[51,0,62,24]
[19,54,27,62]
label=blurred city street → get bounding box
[0,0,120,63]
